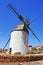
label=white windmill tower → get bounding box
[10,24,29,54]
[3,3,41,54]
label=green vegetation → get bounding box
[32,47,37,50]
[14,52,21,55]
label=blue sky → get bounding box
[0,0,43,48]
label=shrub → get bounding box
[14,52,21,54]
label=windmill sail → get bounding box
[29,27,41,44]
[3,38,10,50]
[8,3,24,22]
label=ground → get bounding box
[0,52,43,65]
[0,60,43,65]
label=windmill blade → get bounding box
[8,3,24,22]
[28,27,41,44]
[8,3,19,17]
[3,38,10,50]
[30,18,37,24]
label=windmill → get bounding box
[3,3,41,54]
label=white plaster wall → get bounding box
[10,31,28,54]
